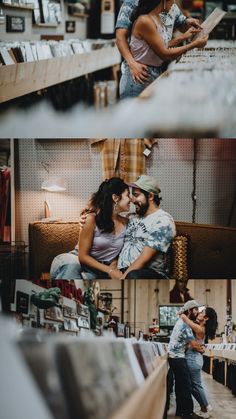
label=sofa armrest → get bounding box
[29,222,80,279]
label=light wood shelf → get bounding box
[0,3,34,11]
[33,23,58,28]
[68,12,89,19]
[0,46,121,103]
[110,357,167,419]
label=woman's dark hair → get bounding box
[90,177,129,233]
[131,0,162,23]
[142,189,162,206]
[205,307,218,343]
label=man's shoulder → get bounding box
[122,0,139,7]
[151,209,175,225]
[171,3,184,17]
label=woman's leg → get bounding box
[186,357,209,409]
[50,253,82,280]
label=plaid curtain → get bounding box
[90,139,157,183]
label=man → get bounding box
[116,0,202,83]
[118,174,176,278]
[168,300,205,419]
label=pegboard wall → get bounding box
[15,139,236,244]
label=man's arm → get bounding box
[188,339,205,353]
[116,28,149,83]
[174,3,202,32]
[122,246,157,278]
[115,0,148,83]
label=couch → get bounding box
[28,221,236,280]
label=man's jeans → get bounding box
[168,357,193,416]
[186,351,208,408]
[125,268,167,279]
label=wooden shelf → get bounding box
[0,3,34,11]
[33,23,58,28]
[0,46,121,103]
[69,12,89,19]
[110,357,167,419]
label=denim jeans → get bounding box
[168,357,193,416]
[125,268,167,279]
[186,350,209,408]
[50,252,108,281]
[119,61,164,99]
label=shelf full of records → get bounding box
[0,39,120,103]
[138,40,236,137]
[0,315,168,419]
[10,279,90,336]
[0,0,62,26]
[205,343,236,362]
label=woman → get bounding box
[50,177,131,281]
[180,307,218,418]
[120,0,208,99]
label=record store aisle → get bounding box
[168,371,236,419]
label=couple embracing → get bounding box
[50,175,176,281]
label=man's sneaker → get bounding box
[196,411,210,418]
[182,414,208,419]
[207,404,213,414]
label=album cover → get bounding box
[56,339,137,419]
[132,342,156,378]
[18,340,70,419]
[71,41,85,55]
[23,42,35,62]
[0,47,15,65]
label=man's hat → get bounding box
[179,299,202,314]
[130,175,161,195]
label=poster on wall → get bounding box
[66,20,76,33]
[101,0,115,34]
[6,16,25,33]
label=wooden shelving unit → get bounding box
[0,46,121,103]
[0,3,34,11]
[110,357,167,419]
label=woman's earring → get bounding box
[113,201,118,214]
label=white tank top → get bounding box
[130,15,169,67]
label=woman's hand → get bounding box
[179,313,188,322]
[185,17,202,30]
[79,212,87,230]
[193,35,209,49]
[182,27,201,41]
[108,268,124,280]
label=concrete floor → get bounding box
[167,371,236,419]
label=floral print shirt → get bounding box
[168,318,195,358]
[117,208,176,277]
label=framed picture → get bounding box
[16,291,29,314]
[6,16,25,33]
[44,306,64,322]
[66,20,76,33]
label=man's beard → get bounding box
[189,312,197,320]
[135,200,149,216]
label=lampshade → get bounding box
[41,177,66,192]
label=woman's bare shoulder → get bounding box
[136,14,155,29]
[84,212,96,227]
[118,214,129,226]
